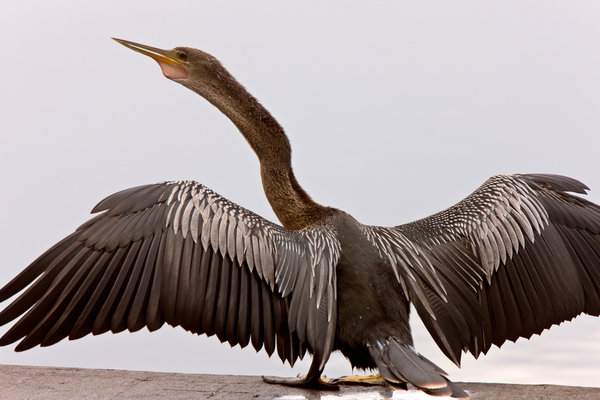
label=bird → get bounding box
[1,38,600,399]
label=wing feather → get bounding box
[42,251,105,346]
[250,274,263,352]
[112,238,153,332]
[174,235,195,323]
[63,251,114,339]
[201,252,220,336]
[128,233,161,332]
[9,247,94,350]
[95,241,142,334]
[146,233,166,331]
[225,255,240,346]
[161,230,182,324]
[0,181,340,369]
[365,174,600,363]
[214,255,232,342]
[261,282,275,356]
[236,262,251,348]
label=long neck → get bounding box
[187,68,328,230]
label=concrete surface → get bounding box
[1,364,599,400]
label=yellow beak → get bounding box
[112,38,182,65]
[113,37,188,80]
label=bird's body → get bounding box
[333,212,414,370]
[1,39,600,398]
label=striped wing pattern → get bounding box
[367,174,600,364]
[0,181,340,367]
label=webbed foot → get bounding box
[330,373,387,386]
[262,375,339,390]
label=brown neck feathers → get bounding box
[187,66,328,230]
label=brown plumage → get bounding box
[1,38,600,399]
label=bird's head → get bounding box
[113,38,228,94]
[112,37,285,159]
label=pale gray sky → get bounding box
[1,0,599,388]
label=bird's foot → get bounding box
[262,374,339,390]
[329,373,387,386]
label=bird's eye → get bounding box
[177,52,188,61]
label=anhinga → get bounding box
[1,38,600,399]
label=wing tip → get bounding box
[521,173,590,195]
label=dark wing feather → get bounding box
[0,181,340,368]
[365,174,600,364]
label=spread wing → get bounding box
[364,174,600,364]
[0,181,340,368]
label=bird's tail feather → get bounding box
[368,338,469,398]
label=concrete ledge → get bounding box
[1,364,599,399]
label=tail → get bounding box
[368,338,468,398]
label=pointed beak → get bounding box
[113,38,188,80]
[112,38,180,65]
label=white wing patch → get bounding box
[362,175,551,311]
[436,175,549,278]
[162,181,341,306]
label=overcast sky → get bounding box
[1,1,599,389]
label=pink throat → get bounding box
[156,60,188,80]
